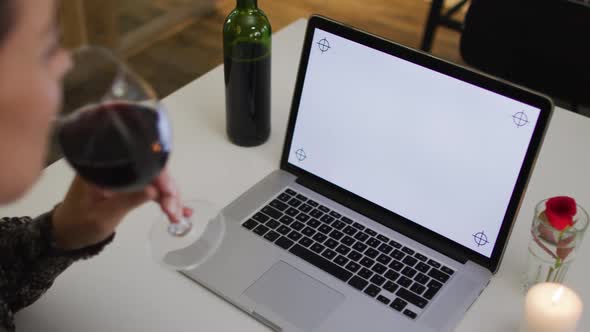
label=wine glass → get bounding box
[55,46,225,270]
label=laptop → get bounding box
[183,16,552,332]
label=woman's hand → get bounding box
[52,170,191,250]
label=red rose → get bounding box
[545,196,577,231]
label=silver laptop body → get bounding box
[182,15,552,332]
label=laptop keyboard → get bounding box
[241,188,455,320]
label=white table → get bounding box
[4,19,590,331]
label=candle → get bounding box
[522,283,583,332]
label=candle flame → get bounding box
[551,286,565,305]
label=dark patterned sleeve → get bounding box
[0,211,114,331]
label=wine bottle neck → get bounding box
[237,0,257,9]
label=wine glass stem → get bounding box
[167,217,192,237]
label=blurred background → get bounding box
[59,0,468,98]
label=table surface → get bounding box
[4,19,590,331]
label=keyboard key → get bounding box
[342,236,355,246]
[410,283,426,295]
[310,209,323,218]
[423,287,440,300]
[332,220,347,230]
[370,275,386,286]
[352,222,365,230]
[377,295,391,305]
[427,259,441,269]
[402,247,415,255]
[329,230,344,241]
[285,189,297,196]
[377,254,392,265]
[345,261,361,273]
[402,256,418,267]
[312,233,328,243]
[377,234,390,243]
[328,211,341,218]
[318,224,332,234]
[318,205,330,213]
[348,276,369,291]
[277,225,291,235]
[390,298,407,311]
[285,208,299,217]
[287,231,302,242]
[311,243,325,254]
[403,309,417,319]
[262,206,282,219]
[322,249,337,260]
[385,270,400,282]
[253,225,269,236]
[378,243,393,255]
[279,215,294,225]
[288,198,303,208]
[354,232,369,242]
[270,200,288,211]
[402,267,417,278]
[372,263,387,275]
[242,219,258,230]
[389,260,404,271]
[276,237,294,250]
[358,268,373,279]
[266,219,280,229]
[296,194,308,201]
[278,193,291,202]
[264,231,280,242]
[299,237,313,247]
[290,244,353,282]
[389,239,402,248]
[367,238,381,248]
[365,248,380,259]
[347,251,363,262]
[299,204,313,213]
[253,213,270,223]
[334,255,349,267]
[428,269,451,283]
[414,273,430,285]
[364,229,377,237]
[415,262,430,273]
[397,288,428,309]
[441,266,455,275]
[341,216,353,224]
[415,253,428,262]
[391,249,405,260]
[343,226,358,236]
[364,284,381,298]
[307,218,321,228]
[320,215,335,224]
[336,245,351,255]
[397,276,412,288]
[360,257,375,268]
[307,199,319,207]
[291,221,305,231]
[296,214,311,222]
[428,280,443,290]
[384,281,399,293]
[353,242,368,252]
[302,227,316,237]
[325,239,339,249]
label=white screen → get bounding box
[288,29,540,257]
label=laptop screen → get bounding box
[287,28,541,258]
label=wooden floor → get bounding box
[119,0,466,97]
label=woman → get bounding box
[0,0,189,330]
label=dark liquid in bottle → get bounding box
[224,42,271,147]
[58,102,170,191]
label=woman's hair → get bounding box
[0,0,15,45]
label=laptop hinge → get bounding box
[296,177,469,264]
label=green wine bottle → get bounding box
[223,0,272,147]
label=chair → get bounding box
[421,0,470,52]
[460,0,590,110]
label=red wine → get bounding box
[58,102,170,191]
[224,42,271,146]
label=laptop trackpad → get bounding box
[243,261,344,330]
